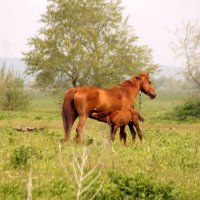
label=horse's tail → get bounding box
[62,88,78,141]
[139,113,144,122]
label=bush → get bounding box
[172,95,200,121]
[0,64,30,110]
[10,145,40,169]
[96,172,179,200]
[161,95,200,121]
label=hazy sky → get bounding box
[0,0,200,67]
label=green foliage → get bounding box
[0,182,21,200]
[0,64,30,111]
[32,179,72,199]
[23,0,157,90]
[10,145,40,169]
[0,179,72,200]
[97,172,179,200]
[163,95,200,121]
[175,95,200,120]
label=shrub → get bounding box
[173,95,200,121]
[96,172,180,200]
[0,64,30,110]
[10,145,39,169]
[161,95,200,121]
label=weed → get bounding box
[10,145,40,169]
[97,172,180,200]
[0,181,21,200]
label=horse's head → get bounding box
[136,72,156,99]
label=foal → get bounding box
[90,108,144,144]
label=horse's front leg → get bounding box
[76,115,87,144]
[119,125,127,145]
[128,122,137,144]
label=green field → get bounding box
[0,90,200,199]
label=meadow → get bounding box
[0,89,200,199]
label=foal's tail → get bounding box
[62,88,78,141]
[139,113,144,122]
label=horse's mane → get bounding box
[107,77,139,99]
[116,77,139,90]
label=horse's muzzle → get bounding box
[150,93,156,99]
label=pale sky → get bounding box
[0,0,200,68]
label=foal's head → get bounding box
[136,72,156,99]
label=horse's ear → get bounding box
[141,72,149,77]
[136,72,147,80]
[136,75,141,80]
[137,72,149,80]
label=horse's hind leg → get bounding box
[76,115,87,144]
[119,126,127,145]
[73,95,89,144]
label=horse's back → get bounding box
[73,86,123,114]
[74,86,100,100]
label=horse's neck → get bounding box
[120,78,141,101]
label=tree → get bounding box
[155,76,185,90]
[173,21,200,88]
[0,64,30,111]
[23,0,157,90]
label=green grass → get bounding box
[0,90,200,199]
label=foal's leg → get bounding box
[110,124,118,142]
[133,120,143,144]
[128,122,137,144]
[119,126,127,145]
[76,115,87,144]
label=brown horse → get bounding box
[62,72,156,144]
[90,108,144,144]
